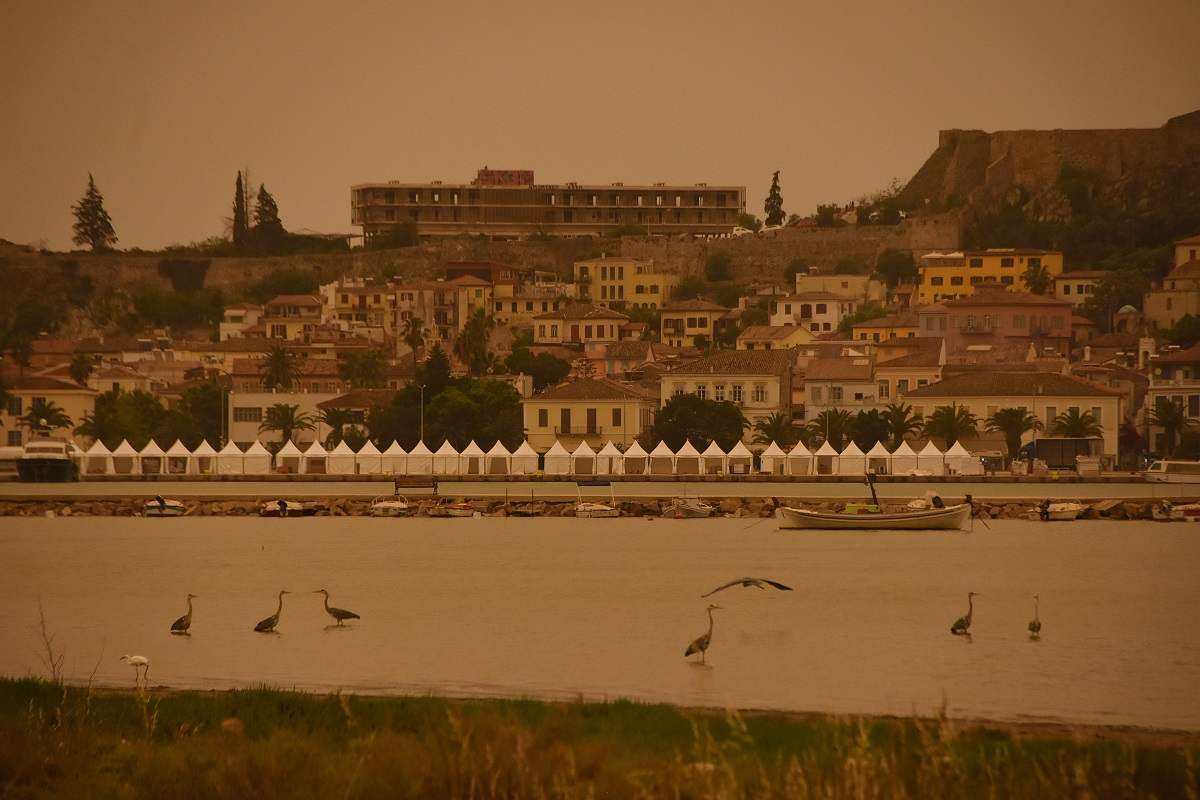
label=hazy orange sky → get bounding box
[2,1,1198,252]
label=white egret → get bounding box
[119,654,149,684]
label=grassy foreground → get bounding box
[0,679,1196,799]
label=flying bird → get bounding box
[254,590,291,632]
[1028,594,1042,639]
[313,589,360,626]
[170,593,197,634]
[119,654,149,684]
[951,592,978,636]
[685,604,721,665]
[701,577,793,597]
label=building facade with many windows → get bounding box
[916,249,1064,304]
[352,169,745,240]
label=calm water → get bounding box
[1,516,1197,730]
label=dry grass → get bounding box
[0,678,1196,799]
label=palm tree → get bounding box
[1021,262,1051,295]
[806,409,855,451]
[882,402,924,449]
[318,408,356,448]
[401,316,426,377]
[19,401,73,437]
[259,344,300,391]
[1049,408,1103,438]
[453,309,495,377]
[258,403,315,445]
[986,407,1043,461]
[922,403,978,448]
[751,411,802,447]
[853,409,890,451]
[1144,399,1194,457]
[68,352,97,386]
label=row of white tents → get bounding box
[75,437,982,477]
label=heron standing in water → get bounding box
[313,589,360,626]
[119,654,149,685]
[951,592,978,636]
[701,577,792,597]
[685,604,721,664]
[170,593,197,634]
[1028,594,1042,639]
[254,590,291,632]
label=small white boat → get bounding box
[671,496,714,518]
[17,438,80,483]
[1029,500,1084,521]
[1143,459,1200,484]
[368,494,411,517]
[777,503,972,531]
[427,498,476,517]
[575,481,619,518]
[144,496,186,517]
[260,500,312,518]
[1152,500,1200,522]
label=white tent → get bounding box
[866,441,892,475]
[302,440,329,474]
[675,440,702,475]
[165,440,191,474]
[945,440,983,475]
[571,440,596,475]
[356,440,384,474]
[785,443,813,475]
[432,441,460,475]
[814,440,838,475]
[543,440,571,475]
[406,441,433,475]
[891,440,918,475]
[460,441,487,475]
[191,440,218,475]
[836,441,866,475]
[110,439,140,475]
[596,441,624,475]
[700,440,727,475]
[138,439,166,474]
[510,441,539,475]
[916,441,945,476]
[622,440,648,475]
[217,440,245,474]
[83,439,112,475]
[327,440,357,474]
[275,440,304,474]
[485,441,511,474]
[759,441,787,475]
[381,441,407,474]
[727,440,753,474]
[648,440,676,475]
[243,440,272,474]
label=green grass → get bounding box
[0,678,1196,798]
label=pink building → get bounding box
[942,286,1073,359]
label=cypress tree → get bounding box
[232,172,248,248]
[764,171,785,227]
[71,173,118,251]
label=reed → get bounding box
[0,678,1195,798]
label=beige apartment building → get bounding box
[916,249,1064,304]
[352,168,746,240]
[573,256,678,310]
[521,377,657,451]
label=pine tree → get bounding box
[254,185,283,234]
[71,173,117,251]
[764,171,785,227]
[232,172,248,248]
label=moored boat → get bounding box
[671,496,714,518]
[427,498,475,517]
[777,503,972,530]
[1152,500,1200,522]
[144,496,186,517]
[368,495,411,517]
[260,500,313,518]
[575,501,620,518]
[16,438,80,483]
[1029,500,1084,521]
[1143,459,1200,484]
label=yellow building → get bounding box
[573,256,678,310]
[521,377,657,451]
[916,249,1064,304]
[851,312,919,342]
[737,325,815,350]
[660,299,733,348]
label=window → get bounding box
[930,276,944,286]
[611,407,622,427]
[969,275,983,284]
[1000,257,1014,267]
[969,258,983,268]
[650,284,659,294]
[816,304,827,314]
[714,384,725,401]
[31,397,47,411]
[811,387,822,403]
[830,386,843,401]
[1045,406,1057,425]
[1091,406,1102,425]
[878,381,889,399]
[1001,276,1014,285]
[495,302,503,312]
[897,379,910,394]
[752,384,767,403]
[7,431,20,446]
[538,325,546,338]
[539,409,548,428]
[731,384,743,403]
[917,379,928,388]
[560,409,571,433]
[551,325,558,337]
[1063,284,1071,296]
[696,384,707,400]
[7,397,21,416]
[233,407,262,423]
[673,383,685,397]
[1029,257,1041,269]
[950,276,964,286]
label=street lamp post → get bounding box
[419,384,425,443]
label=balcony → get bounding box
[554,425,607,436]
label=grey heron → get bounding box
[170,593,197,634]
[701,577,792,597]
[1028,594,1041,639]
[685,604,721,664]
[313,589,360,626]
[254,590,291,632]
[951,592,978,636]
[119,654,149,684]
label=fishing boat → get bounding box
[427,498,476,517]
[259,500,313,518]
[670,496,714,518]
[1029,500,1084,521]
[368,494,411,517]
[777,472,971,530]
[1152,500,1200,522]
[144,496,186,517]
[16,438,80,482]
[575,480,619,518]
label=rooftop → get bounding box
[903,371,1123,399]
[534,303,629,322]
[527,377,656,403]
[804,357,875,381]
[665,349,793,377]
[661,298,731,313]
